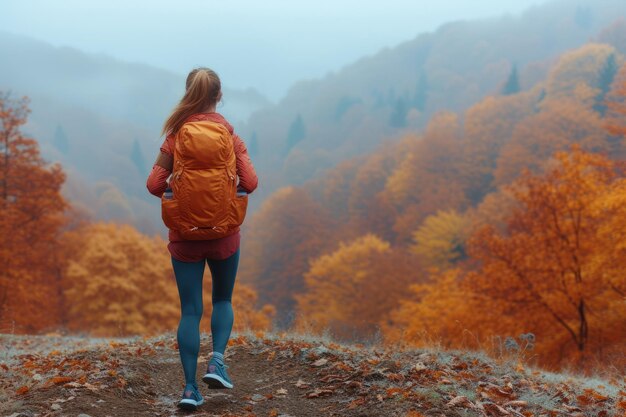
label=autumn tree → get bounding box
[459,90,535,203]
[466,145,626,367]
[62,222,180,336]
[383,112,469,244]
[294,234,421,341]
[346,145,403,243]
[605,62,626,139]
[0,93,69,333]
[239,186,336,326]
[411,209,472,270]
[494,98,612,187]
[63,222,276,337]
[383,268,515,350]
[544,43,621,104]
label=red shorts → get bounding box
[167,231,241,262]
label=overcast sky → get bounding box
[1,0,550,100]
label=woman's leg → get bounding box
[172,256,205,388]
[206,248,240,354]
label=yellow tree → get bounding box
[383,268,515,350]
[294,234,421,341]
[0,93,69,334]
[411,209,472,270]
[544,43,621,103]
[63,222,180,336]
[467,144,626,367]
[63,222,276,336]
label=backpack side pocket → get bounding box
[161,196,182,231]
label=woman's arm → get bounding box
[146,145,174,197]
[233,134,258,193]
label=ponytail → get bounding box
[161,67,221,137]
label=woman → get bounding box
[146,67,258,410]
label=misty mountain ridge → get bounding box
[0,30,271,129]
[1,0,625,238]
[240,0,626,201]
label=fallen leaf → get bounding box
[312,358,328,367]
[414,362,427,371]
[483,402,511,415]
[348,397,367,409]
[504,400,527,408]
[295,378,310,389]
[306,388,334,398]
[48,376,73,385]
[446,396,473,408]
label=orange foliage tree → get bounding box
[240,186,336,323]
[294,234,421,341]
[606,62,626,138]
[466,145,626,367]
[459,91,535,203]
[383,267,515,350]
[383,112,469,244]
[0,93,69,333]
[386,146,626,370]
[493,99,612,187]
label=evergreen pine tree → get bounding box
[248,131,259,158]
[285,114,306,153]
[502,65,521,95]
[413,71,429,112]
[593,53,618,116]
[131,138,147,176]
[53,124,69,154]
[389,97,408,128]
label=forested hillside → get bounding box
[240,0,626,203]
[240,41,626,372]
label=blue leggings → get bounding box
[172,248,240,387]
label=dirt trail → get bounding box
[1,331,624,417]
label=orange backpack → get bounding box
[161,119,248,240]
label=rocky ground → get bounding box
[1,330,624,417]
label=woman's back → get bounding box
[146,111,258,261]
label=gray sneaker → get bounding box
[177,383,204,410]
[202,357,233,389]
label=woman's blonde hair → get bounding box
[161,67,221,137]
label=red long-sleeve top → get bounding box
[146,112,258,262]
